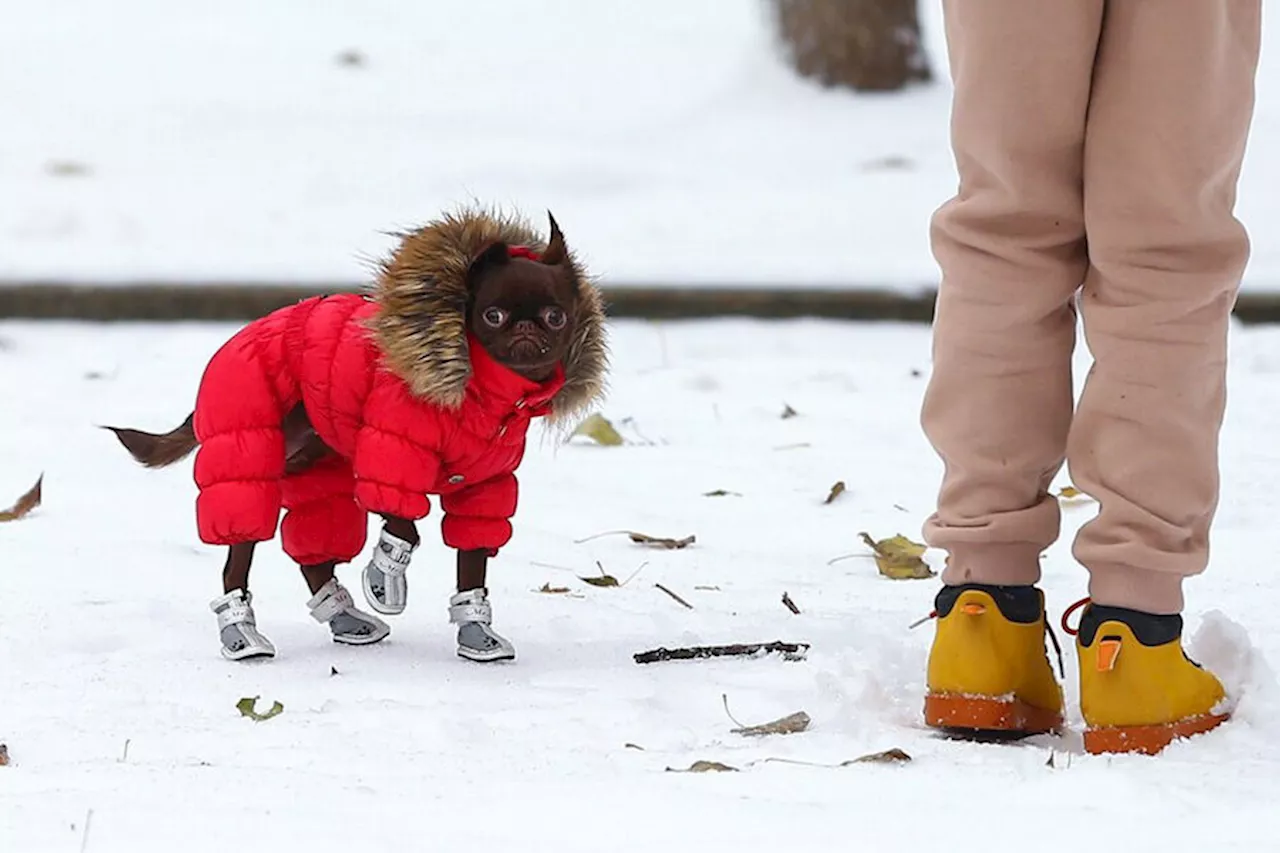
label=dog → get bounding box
[108,207,608,662]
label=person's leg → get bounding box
[1066,0,1261,755]
[921,0,1104,734]
[1071,0,1261,615]
[922,0,1102,585]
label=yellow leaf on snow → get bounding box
[859,532,934,580]
[1056,485,1094,502]
[570,413,625,446]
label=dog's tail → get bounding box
[104,412,198,468]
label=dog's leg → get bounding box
[450,549,514,663]
[222,542,255,593]
[210,542,276,661]
[303,561,390,646]
[361,514,419,616]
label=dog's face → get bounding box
[466,215,579,382]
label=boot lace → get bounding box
[1059,596,1091,637]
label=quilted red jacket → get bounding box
[189,208,608,559]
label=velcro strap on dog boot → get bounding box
[211,588,257,629]
[373,529,415,575]
[449,588,494,625]
[308,579,358,623]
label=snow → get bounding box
[2,317,1278,851]
[4,1,1279,290]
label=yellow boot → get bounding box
[924,584,1064,735]
[1067,600,1230,756]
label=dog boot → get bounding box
[308,578,391,645]
[923,583,1065,736]
[1068,599,1230,755]
[361,527,416,615]
[210,589,276,661]
[449,588,515,662]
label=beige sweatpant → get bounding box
[921,0,1262,614]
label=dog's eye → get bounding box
[542,306,567,330]
[482,307,507,328]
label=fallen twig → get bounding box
[654,583,694,610]
[781,592,801,615]
[634,641,810,665]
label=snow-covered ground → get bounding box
[4,1,1279,290]
[1,318,1277,851]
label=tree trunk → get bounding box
[769,0,932,93]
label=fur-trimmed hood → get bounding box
[367,206,608,424]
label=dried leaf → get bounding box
[781,403,798,419]
[733,711,811,738]
[824,481,847,504]
[781,592,801,615]
[667,760,738,773]
[858,532,934,580]
[236,696,284,722]
[330,666,340,677]
[537,582,572,594]
[0,475,42,522]
[702,489,742,497]
[580,574,619,588]
[842,748,912,765]
[574,530,694,549]
[0,744,8,766]
[628,531,696,550]
[570,413,625,446]
[722,694,811,737]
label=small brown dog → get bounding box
[109,208,608,661]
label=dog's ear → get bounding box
[466,240,510,290]
[542,211,567,266]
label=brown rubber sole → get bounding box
[1083,713,1230,756]
[925,693,1063,737]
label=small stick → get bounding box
[80,809,94,853]
[633,641,810,665]
[655,583,694,610]
[721,693,748,728]
[574,530,634,545]
[120,739,131,763]
[618,561,649,587]
[781,592,801,615]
